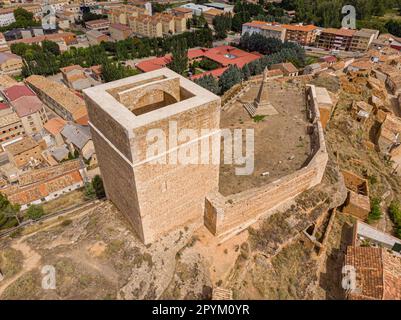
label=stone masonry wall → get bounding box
[204,85,328,240]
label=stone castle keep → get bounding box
[83,69,221,243]
[83,68,328,244]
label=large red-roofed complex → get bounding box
[136,45,261,79]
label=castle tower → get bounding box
[83,68,221,244]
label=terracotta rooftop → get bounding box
[3,170,83,206]
[349,59,372,70]
[203,8,223,16]
[0,75,18,89]
[60,64,84,74]
[85,19,110,27]
[9,32,76,45]
[172,7,193,13]
[322,28,356,37]
[271,62,298,74]
[190,66,228,80]
[12,96,44,118]
[43,117,67,136]
[0,50,23,61]
[5,136,38,156]
[25,75,88,121]
[243,21,284,31]
[345,246,401,300]
[282,24,317,32]
[0,111,20,127]
[18,159,80,187]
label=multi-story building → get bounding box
[349,29,379,52]
[3,84,48,135]
[108,4,149,25]
[85,19,110,34]
[86,29,111,45]
[128,14,162,37]
[317,28,356,51]
[0,8,15,27]
[282,24,318,46]
[179,3,210,16]
[0,32,10,52]
[25,75,88,123]
[0,108,24,144]
[0,52,22,75]
[12,96,48,135]
[4,136,43,169]
[109,23,132,41]
[171,7,193,20]
[203,8,224,25]
[241,21,286,42]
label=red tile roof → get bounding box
[12,96,44,117]
[43,117,67,136]
[136,55,173,72]
[202,45,261,68]
[282,24,317,32]
[136,46,261,73]
[345,246,401,300]
[0,102,9,110]
[110,23,132,31]
[3,84,36,101]
[191,67,228,80]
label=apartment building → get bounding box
[0,8,15,27]
[3,84,48,135]
[0,52,22,75]
[242,21,286,42]
[349,29,379,52]
[317,28,356,51]
[0,108,24,144]
[108,4,149,25]
[85,19,110,34]
[86,29,111,45]
[129,14,162,37]
[109,23,132,41]
[282,24,318,46]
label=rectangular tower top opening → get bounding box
[105,75,194,116]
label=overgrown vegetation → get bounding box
[388,200,401,238]
[368,197,382,224]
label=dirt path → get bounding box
[0,238,41,297]
[0,202,105,297]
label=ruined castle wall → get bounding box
[205,85,328,239]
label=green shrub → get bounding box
[368,197,382,223]
[26,204,44,221]
[388,200,401,239]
